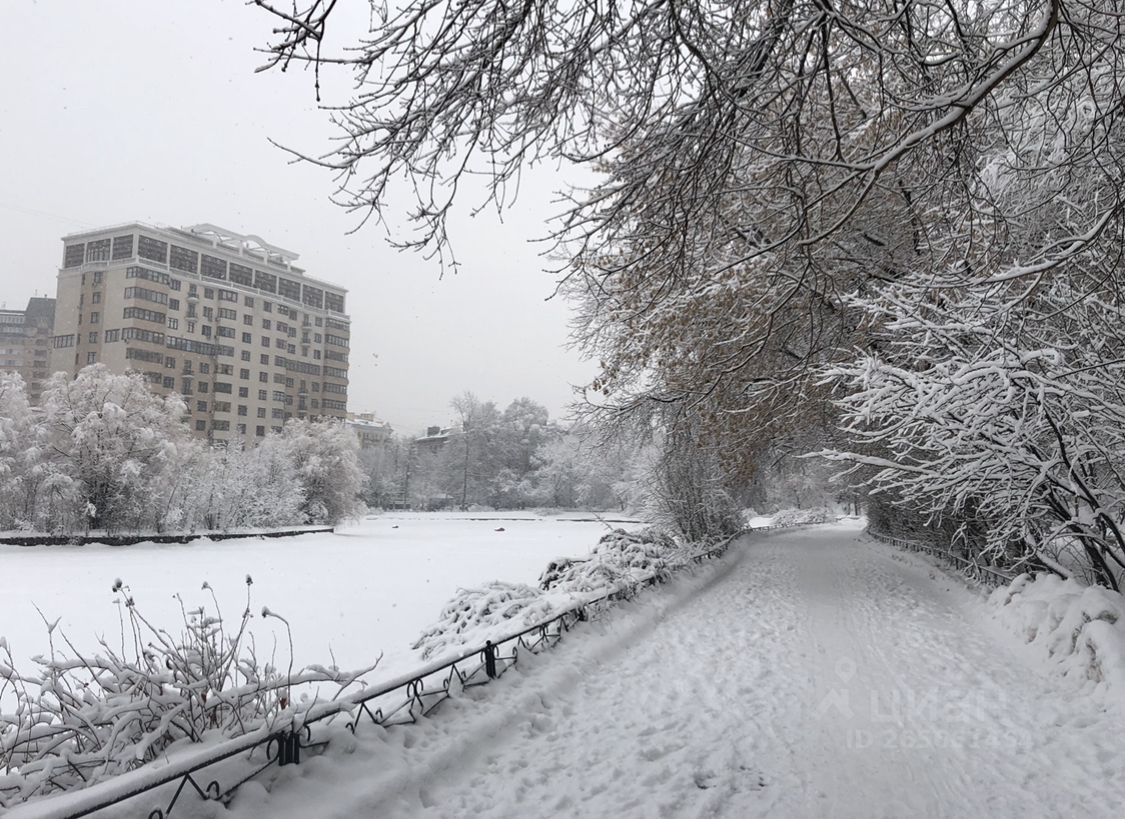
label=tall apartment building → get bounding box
[50,223,350,448]
[0,296,55,404]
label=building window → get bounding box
[258,389,267,400]
[112,234,134,260]
[195,420,207,431]
[63,244,85,268]
[255,271,276,294]
[201,253,227,279]
[163,376,174,389]
[167,318,179,330]
[230,263,254,287]
[122,307,163,324]
[218,307,237,320]
[212,420,230,431]
[243,295,255,308]
[88,332,98,344]
[259,372,268,383]
[262,319,271,330]
[137,236,168,263]
[262,300,273,313]
[237,405,248,416]
[204,287,215,300]
[241,350,250,361]
[261,336,269,347]
[104,329,120,342]
[197,401,208,412]
[92,291,102,304]
[86,239,111,262]
[165,356,176,368]
[238,386,249,398]
[169,298,180,311]
[240,368,250,379]
[89,311,100,324]
[242,332,252,343]
[256,425,265,437]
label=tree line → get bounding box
[0,366,365,535]
[358,392,652,512]
[253,1,1125,587]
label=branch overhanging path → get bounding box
[224,522,1125,818]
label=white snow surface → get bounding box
[0,512,638,696]
[990,572,1125,707]
[75,521,1122,819]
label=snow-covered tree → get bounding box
[280,418,366,524]
[39,366,189,533]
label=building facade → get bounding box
[0,297,55,404]
[346,412,393,449]
[49,223,350,448]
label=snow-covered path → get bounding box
[227,524,1125,819]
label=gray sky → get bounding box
[0,0,594,434]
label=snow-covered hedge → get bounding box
[414,527,690,661]
[991,574,1125,705]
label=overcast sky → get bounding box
[0,0,595,434]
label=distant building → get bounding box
[0,297,55,404]
[346,411,393,448]
[414,424,460,453]
[49,223,351,447]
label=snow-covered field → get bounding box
[0,512,638,691]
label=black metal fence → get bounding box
[5,523,809,819]
[867,528,1016,588]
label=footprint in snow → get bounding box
[693,770,718,789]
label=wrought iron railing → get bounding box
[5,524,808,819]
[867,528,1016,588]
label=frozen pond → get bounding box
[0,512,639,689]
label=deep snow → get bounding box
[203,522,1125,819]
[0,512,638,696]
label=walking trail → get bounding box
[227,522,1125,819]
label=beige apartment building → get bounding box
[0,296,55,404]
[49,223,350,448]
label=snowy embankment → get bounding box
[990,573,1125,709]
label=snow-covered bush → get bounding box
[412,581,553,660]
[770,507,834,526]
[0,578,372,808]
[539,527,684,592]
[991,574,1125,706]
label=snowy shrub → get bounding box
[771,507,834,526]
[280,418,367,524]
[412,581,553,660]
[414,526,698,663]
[539,528,686,592]
[991,574,1125,704]
[0,578,372,808]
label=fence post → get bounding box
[276,731,301,766]
[484,640,497,679]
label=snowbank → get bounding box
[991,573,1125,706]
[413,527,691,661]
